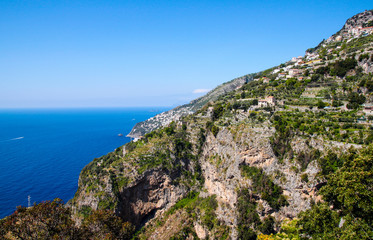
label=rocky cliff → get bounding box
[312,10,373,50]
[71,10,373,239]
[342,10,373,32]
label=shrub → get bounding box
[258,216,275,235]
[237,189,260,239]
[125,141,138,152]
[347,92,365,109]
[297,145,373,239]
[212,104,224,120]
[297,203,339,238]
[0,199,135,239]
[329,57,357,77]
[211,125,219,137]
[297,149,320,170]
[83,209,135,239]
[315,66,330,75]
[271,115,293,161]
[358,53,370,61]
[317,100,326,109]
[240,165,288,210]
[321,145,373,221]
[318,152,349,177]
[301,173,309,183]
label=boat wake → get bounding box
[1,137,24,142]
[11,137,24,140]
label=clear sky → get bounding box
[1,0,372,108]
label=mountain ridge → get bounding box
[69,9,373,239]
[127,74,256,138]
[129,9,373,139]
[2,9,373,240]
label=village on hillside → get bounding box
[249,15,373,119]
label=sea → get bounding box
[0,107,169,218]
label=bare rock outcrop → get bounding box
[117,169,188,226]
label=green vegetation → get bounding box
[270,114,294,161]
[347,91,366,109]
[300,173,309,183]
[17,11,373,239]
[212,104,225,120]
[317,150,354,177]
[0,199,135,240]
[138,193,229,240]
[237,189,260,240]
[321,145,373,223]
[169,226,199,240]
[298,203,340,238]
[329,57,357,77]
[257,219,301,240]
[261,144,373,239]
[358,53,370,61]
[345,34,373,53]
[166,191,199,216]
[237,189,278,239]
[240,165,288,210]
[297,156,373,239]
[171,194,220,231]
[296,149,321,171]
[271,110,372,146]
[240,77,306,99]
[131,122,196,175]
[363,20,373,27]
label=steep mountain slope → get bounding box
[129,11,373,140]
[2,10,373,240]
[127,74,255,138]
[70,10,373,239]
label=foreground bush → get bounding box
[0,199,134,240]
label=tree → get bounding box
[252,99,259,105]
[321,145,373,223]
[332,100,342,107]
[317,100,326,109]
[296,145,373,239]
[298,203,339,238]
[212,104,224,120]
[211,125,219,137]
[83,210,135,240]
[329,58,357,77]
[347,92,365,109]
[0,199,84,239]
[0,199,135,240]
[241,91,246,99]
[315,66,330,75]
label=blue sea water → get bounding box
[0,107,168,218]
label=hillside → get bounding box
[127,74,256,138]
[2,10,373,240]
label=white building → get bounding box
[258,96,276,107]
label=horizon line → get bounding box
[0,106,175,110]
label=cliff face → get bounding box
[71,10,373,239]
[71,107,329,239]
[71,131,196,227]
[342,10,373,31]
[115,169,188,226]
[316,10,373,48]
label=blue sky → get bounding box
[0,0,372,108]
